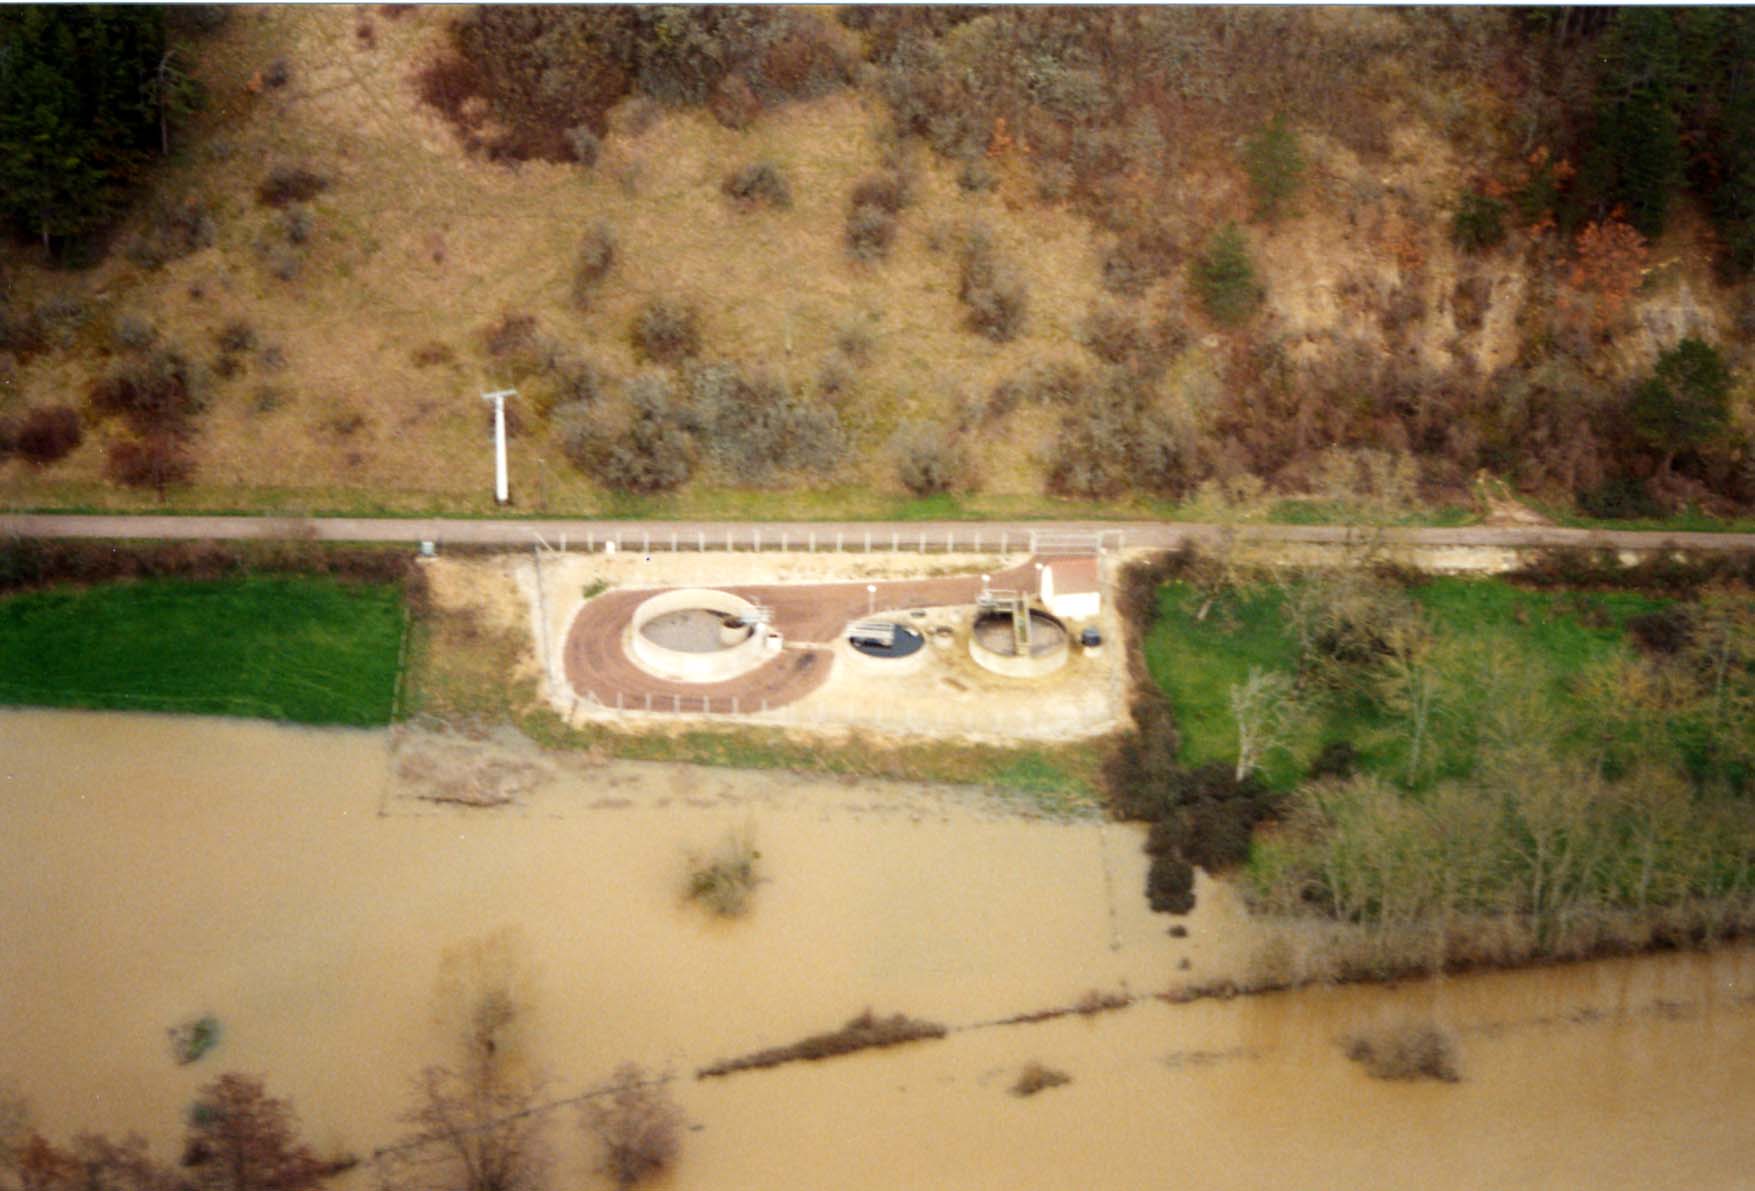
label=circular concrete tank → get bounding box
[626,588,777,682]
[968,608,1069,678]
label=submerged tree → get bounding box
[580,1066,684,1190]
[182,1076,325,1191]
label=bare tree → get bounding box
[378,935,548,1191]
[1373,622,1448,785]
[580,1066,684,1190]
[1229,666,1300,782]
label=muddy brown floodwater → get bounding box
[4,710,1754,1189]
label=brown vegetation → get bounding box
[696,1010,947,1079]
[1343,1020,1462,1083]
[579,1066,685,1189]
[1010,1062,1072,1097]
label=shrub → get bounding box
[107,433,195,494]
[987,361,1087,417]
[1243,114,1305,221]
[412,342,454,367]
[1628,606,1692,655]
[281,206,314,245]
[845,203,897,262]
[684,826,761,917]
[565,125,601,167]
[14,406,83,464]
[1452,274,1491,332]
[559,375,695,494]
[1576,474,1661,520]
[1100,225,1178,296]
[632,299,701,364]
[685,363,844,481]
[722,161,791,209]
[216,321,257,354]
[111,314,158,353]
[127,197,218,269]
[1146,853,1195,914]
[1045,372,1190,499]
[1343,1020,1461,1082]
[573,223,617,307]
[257,166,329,208]
[89,350,208,436]
[1190,223,1261,326]
[1451,190,1507,253]
[891,420,968,496]
[958,225,1028,342]
[482,313,537,358]
[581,1065,685,1190]
[708,73,762,129]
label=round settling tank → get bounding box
[844,620,929,675]
[968,608,1069,678]
[626,588,776,683]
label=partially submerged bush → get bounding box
[632,299,701,364]
[167,1014,221,1065]
[1343,1020,1461,1082]
[1010,1062,1072,1097]
[698,1010,947,1078]
[722,161,791,209]
[581,1065,685,1190]
[684,826,761,917]
[14,406,83,464]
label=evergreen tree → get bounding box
[0,7,173,250]
[1631,338,1732,480]
[1571,8,1683,239]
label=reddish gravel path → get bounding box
[562,561,1043,713]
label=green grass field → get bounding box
[0,576,406,726]
[1143,576,1668,790]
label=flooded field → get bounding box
[4,710,1754,1189]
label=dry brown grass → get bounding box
[0,8,1119,511]
[0,8,1738,517]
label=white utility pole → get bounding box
[482,388,516,504]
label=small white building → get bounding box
[1039,558,1101,621]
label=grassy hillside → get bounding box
[0,6,1751,522]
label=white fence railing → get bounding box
[528,527,1123,557]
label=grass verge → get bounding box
[0,575,405,725]
[1142,575,1665,790]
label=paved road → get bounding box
[4,513,1754,553]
